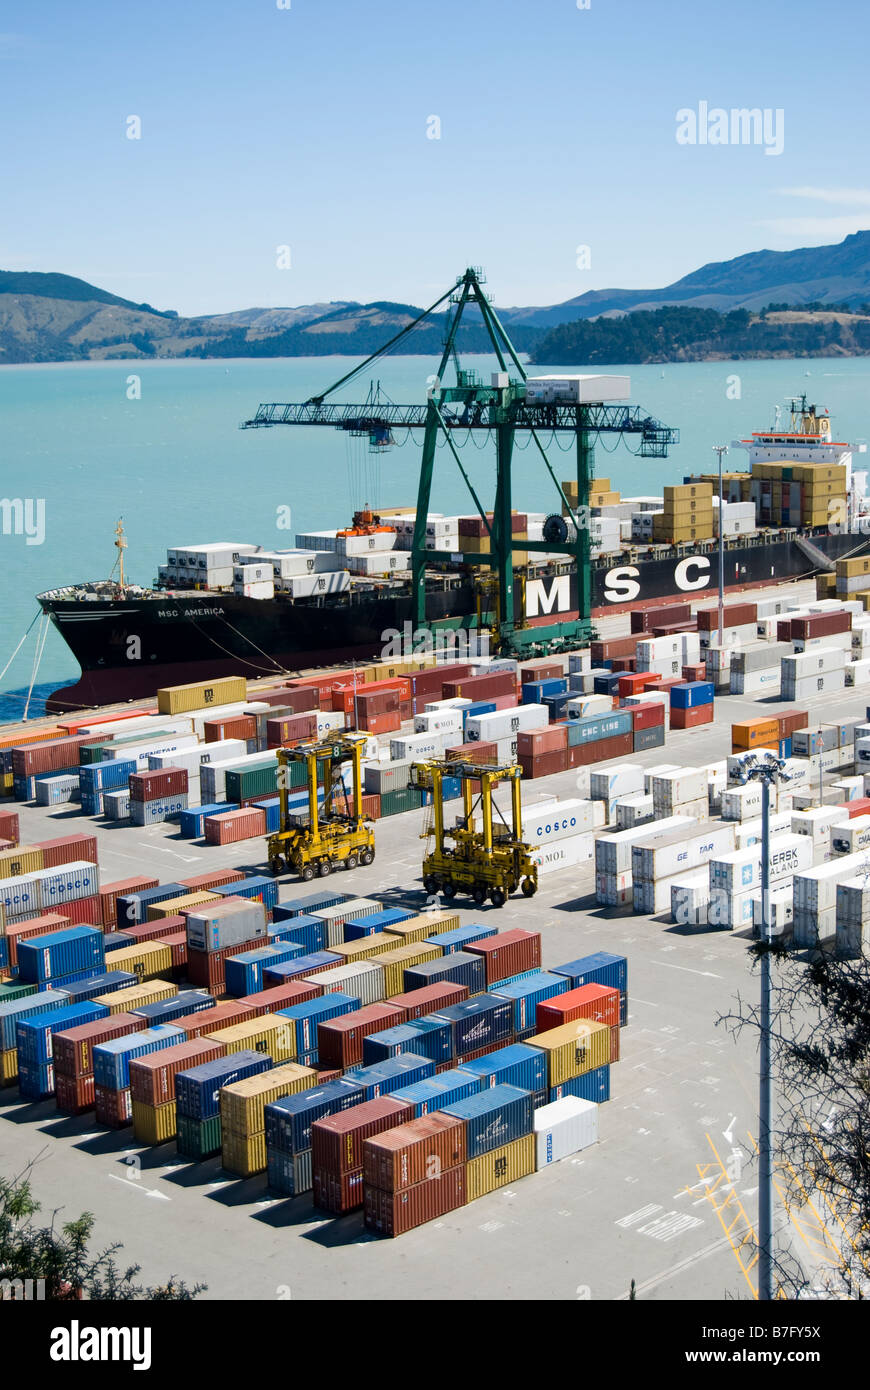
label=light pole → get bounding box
[713,445,729,647]
[735,750,791,1301]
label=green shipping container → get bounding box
[0,980,37,1004]
[225,759,280,802]
[176,1112,222,1159]
[380,787,423,817]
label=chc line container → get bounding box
[709,834,812,896]
[534,1096,599,1167]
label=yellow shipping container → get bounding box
[106,940,174,981]
[157,675,247,716]
[383,911,459,946]
[0,845,44,878]
[588,491,620,507]
[220,1061,317,1135]
[732,718,779,750]
[132,1099,177,1145]
[206,1013,294,1062]
[329,932,399,965]
[663,482,713,502]
[368,942,442,997]
[529,1018,611,1086]
[94,979,177,1015]
[466,1134,535,1201]
[221,1126,268,1177]
[815,573,837,598]
[147,891,220,920]
[837,556,870,578]
[0,1047,18,1085]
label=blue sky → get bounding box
[1,0,867,315]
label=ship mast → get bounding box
[114,517,127,591]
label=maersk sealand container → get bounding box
[16,1000,110,1066]
[552,953,628,1026]
[17,926,105,985]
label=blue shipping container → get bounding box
[264,1078,364,1153]
[489,970,569,1032]
[441,775,462,801]
[361,1018,452,1067]
[431,994,514,1055]
[0,990,68,1050]
[552,953,628,1026]
[215,875,279,911]
[343,906,414,939]
[571,710,632,744]
[131,991,216,1026]
[462,701,496,732]
[550,1064,611,1104]
[79,759,137,792]
[17,926,105,985]
[263,950,341,986]
[93,1025,186,1091]
[522,678,567,703]
[457,1042,547,1096]
[224,942,303,997]
[442,1083,534,1159]
[273,891,349,920]
[103,934,136,953]
[175,1049,273,1121]
[402,950,486,996]
[345,1051,435,1100]
[669,681,715,710]
[276,993,360,1058]
[55,970,139,1002]
[592,673,621,695]
[178,803,238,838]
[16,1000,110,1066]
[18,1060,56,1100]
[116,884,185,928]
[390,1069,483,1118]
[266,913,327,955]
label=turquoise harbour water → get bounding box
[2,353,869,721]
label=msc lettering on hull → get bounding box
[604,555,711,604]
[525,575,571,618]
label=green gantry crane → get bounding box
[241,267,678,654]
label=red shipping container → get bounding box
[682,664,707,682]
[631,603,691,633]
[65,895,102,927]
[617,673,654,698]
[776,619,793,642]
[162,931,188,972]
[129,1039,224,1106]
[591,634,641,663]
[670,704,714,730]
[202,714,258,744]
[361,793,381,819]
[652,621,697,637]
[516,725,568,757]
[355,688,401,716]
[467,928,541,985]
[441,672,516,702]
[238,981,321,1017]
[99,875,159,931]
[838,797,870,819]
[570,732,634,767]
[178,869,246,893]
[459,512,526,537]
[173,998,255,1038]
[55,1071,96,1115]
[128,767,188,802]
[34,833,98,869]
[697,601,756,631]
[535,982,621,1033]
[332,678,410,717]
[315,1067,342,1084]
[262,686,321,714]
[203,807,266,845]
[120,915,186,943]
[54,1012,146,1079]
[610,1023,620,1063]
[317,1002,406,1070]
[445,740,498,763]
[629,702,665,731]
[95,1084,133,1129]
[518,748,568,778]
[12,734,105,778]
[57,707,154,734]
[645,676,682,693]
[186,939,262,990]
[791,611,851,639]
[265,712,318,747]
[4,912,69,969]
[521,662,563,684]
[363,1165,466,1236]
[0,809,20,846]
[777,709,808,738]
[610,658,635,673]
[312,1096,412,1175]
[313,1166,367,1214]
[409,663,472,699]
[387,981,469,1019]
[363,1112,465,1190]
[357,710,401,735]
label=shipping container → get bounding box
[466,929,541,986]
[528,1019,611,1086]
[386,981,469,1019]
[442,1083,534,1159]
[129,1038,223,1107]
[93,1024,187,1090]
[363,1111,465,1191]
[344,1052,436,1101]
[465,1133,535,1200]
[402,951,486,996]
[552,953,628,1025]
[311,1095,412,1177]
[220,1061,318,1139]
[264,1077,365,1153]
[174,1049,273,1121]
[316,1002,406,1070]
[534,1096,599,1167]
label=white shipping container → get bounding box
[565,694,613,720]
[633,873,693,914]
[413,710,464,736]
[729,668,781,696]
[595,870,633,907]
[709,833,812,894]
[830,815,870,855]
[670,871,709,926]
[643,763,680,793]
[305,960,385,1007]
[423,698,473,714]
[835,916,870,958]
[347,551,411,575]
[632,822,737,882]
[790,807,842,845]
[389,732,444,761]
[102,734,199,771]
[75,714,194,739]
[530,833,594,875]
[464,704,548,742]
[614,793,655,829]
[835,875,870,925]
[147,739,248,776]
[700,624,757,653]
[316,710,346,738]
[651,767,707,811]
[522,798,604,843]
[845,658,870,688]
[782,646,847,679]
[750,887,794,936]
[568,651,592,675]
[595,814,699,876]
[589,764,645,801]
[735,811,797,849]
[534,1096,599,1168]
[793,853,867,913]
[792,906,838,949]
[791,631,852,655]
[831,776,862,801]
[277,572,350,599]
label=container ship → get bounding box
[35,392,870,714]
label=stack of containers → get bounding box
[442,1083,535,1204]
[536,984,619,1095]
[650,768,709,823]
[521,798,602,876]
[633,822,737,915]
[175,1050,273,1159]
[129,1037,225,1144]
[834,876,870,957]
[594,814,699,908]
[0,989,69,1085]
[729,643,792,696]
[185,898,269,990]
[16,999,111,1100]
[265,1078,365,1195]
[362,1113,467,1235]
[312,1095,412,1213]
[54,1012,146,1114]
[781,647,847,701]
[219,1061,319,1177]
[669,681,714,730]
[92,1025,186,1127]
[17,924,105,992]
[792,851,866,948]
[274,993,361,1067]
[708,834,813,931]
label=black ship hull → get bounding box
[38,530,866,713]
